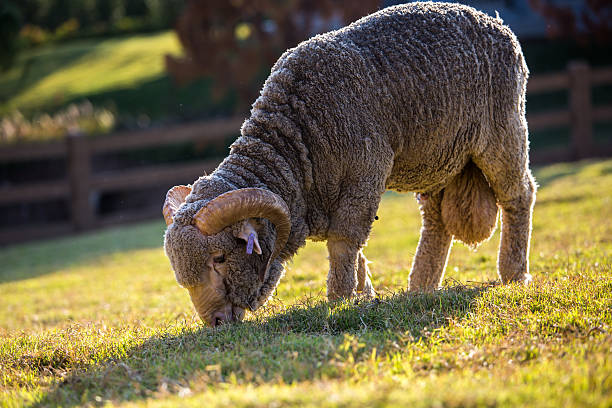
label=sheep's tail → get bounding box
[441,161,498,249]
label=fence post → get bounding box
[67,131,94,230]
[568,61,592,159]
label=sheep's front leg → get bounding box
[409,192,453,291]
[325,166,388,300]
[327,239,360,300]
[327,243,376,300]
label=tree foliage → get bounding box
[13,0,186,43]
[528,0,612,45]
[0,2,22,71]
[166,0,380,112]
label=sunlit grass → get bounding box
[1,159,611,407]
[0,31,182,115]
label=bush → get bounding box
[167,0,380,112]
[13,0,187,46]
[0,101,116,144]
[0,2,22,71]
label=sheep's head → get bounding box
[163,186,290,327]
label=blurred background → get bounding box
[0,0,611,245]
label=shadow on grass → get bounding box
[33,283,489,407]
[0,43,96,108]
[533,158,612,188]
[534,193,586,207]
[27,74,236,123]
[56,76,223,120]
[0,220,165,283]
[532,161,585,187]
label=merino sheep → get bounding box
[163,2,536,326]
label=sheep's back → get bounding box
[250,2,528,194]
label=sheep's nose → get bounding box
[210,311,228,327]
[210,307,245,327]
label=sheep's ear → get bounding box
[235,219,262,255]
[163,185,192,225]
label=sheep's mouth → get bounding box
[209,304,246,327]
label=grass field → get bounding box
[1,159,612,407]
[0,31,225,121]
[0,32,176,113]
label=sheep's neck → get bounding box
[210,127,311,260]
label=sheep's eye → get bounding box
[213,254,226,264]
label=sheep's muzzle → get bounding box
[187,284,245,327]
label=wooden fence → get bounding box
[0,117,243,244]
[527,61,612,162]
[1,61,611,245]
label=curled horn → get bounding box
[193,188,291,281]
[163,185,192,225]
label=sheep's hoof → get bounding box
[515,273,532,286]
[358,280,376,299]
[327,289,356,302]
[502,272,532,286]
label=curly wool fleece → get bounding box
[169,1,535,302]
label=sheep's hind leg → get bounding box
[474,118,536,285]
[479,166,536,285]
[497,183,535,284]
[409,191,453,292]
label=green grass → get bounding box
[0,32,228,121]
[0,32,176,112]
[1,159,612,407]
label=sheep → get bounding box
[163,2,537,327]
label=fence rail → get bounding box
[1,61,612,245]
[527,61,612,162]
